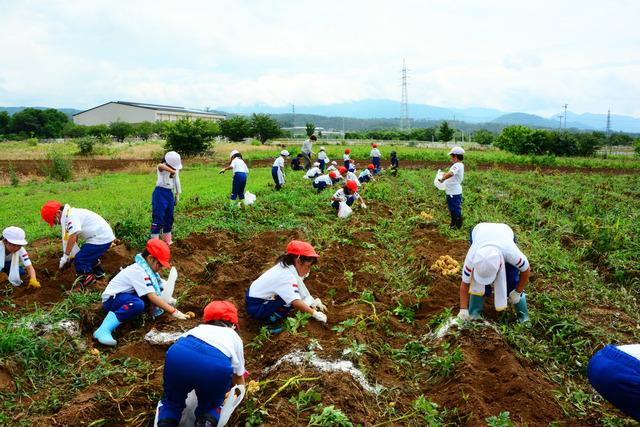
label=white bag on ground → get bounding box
[244,192,256,205]
[434,169,446,191]
[337,201,353,218]
[154,390,197,427]
[217,385,246,426]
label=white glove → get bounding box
[310,298,327,312]
[171,309,189,320]
[508,290,522,305]
[360,202,367,209]
[312,311,327,323]
[59,254,69,269]
[457,309,472,321]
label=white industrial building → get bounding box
[73,101,226,126]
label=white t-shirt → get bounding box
[183,324,245,375]
[343,154,350,161]
[618,344,640,360]
[63,206,115,245]
[445,162,464,195]
[3,246,32,267]
[462,223,529,284]
[101,263,155,302]
[230,158,249,174]
[305,167,322,179]
[370,148,381,158]
[318,151,328,161]
[359,169,372,179]
[248,264,302,305]
[156,167,181,194]
[314,175,334,186]
[346,171,359,186]
[301,139,312,154]
[273,157,285,168]
[333,188,360,201]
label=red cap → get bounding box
[40,200,62,228]
[372,143,378,148]
[286,240,319,257]
[346,180,358,192]
[367,164,375,170]
[203,300,239,327]
[146,239,171,267]
[345,148,351,154]
[329,171,338,179]
[338,166,347,174]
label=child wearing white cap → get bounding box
[220,150,250,206]
[317,147,329,172]
[1,226,40,288]
[304,162,322,180]
[438,146,465,229]
[272,150,289,190]
[151,151,183,245]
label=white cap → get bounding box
[331,161,337,165]
[471,246,501,285]
[313,162,320,167]
[165,151,182,170]
[280,149,290,156]
[229,150,239,159]
[448,146,465,155]
[320,146,325,151]
[2,226,28,246]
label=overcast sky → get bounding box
[0,0,638,117]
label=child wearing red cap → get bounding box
[370,143,382,175]
[358,164,375,184]
[331,180,366,213]
[246,240,327,333]
[312,171,341,193]
[157,301,245,427]
[40,200,114,290]
[93,239,189,347]
[343,148,351,169]
[1,226,40,288]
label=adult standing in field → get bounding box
[151,151,182,246]
[272,150,289,191]
[370,143,382,175]
[219,150,249,207]
[1,226,40,288]
[301,135,316,170]
[156,301,245,427]
[588,344,640,421]
[438,146,464,229]
[40,200,115,290]
[457,223,531,323]
[246,240,327,333]
[93,239,188,347]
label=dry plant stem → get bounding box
[258,375,320,409]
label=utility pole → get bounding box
[557,115,563,131]
[400,59,410,131]
[563,104,568,131]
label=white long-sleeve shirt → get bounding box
[156,167,181,194]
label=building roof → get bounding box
[73,101,226,118]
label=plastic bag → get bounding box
[338,201,353,218]
[217,385,246,426]
[243,192,256,205]
[434,169,446,191]
[154,390,197,427]
[161,267,178,304]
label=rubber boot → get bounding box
[162,232,173,246]
[93,311,121,346]
[150,233,160,239]
[468,294,484,320]
[515,292,530,323]
[157,419,179,427]
[454,215,463,230]
[449,214,455,229]
[195,413,217,427]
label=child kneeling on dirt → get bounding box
[93,239,189,346]
[1,226,40,288]
[157,301,245,427]
[312,171,341,193]
[304,162,322,180]
[358,164,375,184]
[246,240,327,333]
[40,200,115,290]
[331,180,366,213]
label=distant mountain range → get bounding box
[2,100,639,133]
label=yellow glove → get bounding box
[28,277,41,289]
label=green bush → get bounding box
[164,117,214,155]
[220,116,252,142]
[74,136,96,155]
[474,129,495,145]
[46,151,73,181]
[109,120,133,142]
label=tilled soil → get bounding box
[5,221,576,426]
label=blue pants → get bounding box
[151,187,175,234]
[313,181,327,193]
[74,242,112,274]
[358,175,370,184]
[372,157,381,174]
[231,172,247,200]
[331,195,356,210]
[446,194,462,218]
[246,290,293,323]
[588,345,640,420]
[271,166,282,189]
[103,292,146,322]
[344,160,350,169]
[159,335,233,423]
[2,261,25,276]
[319,159,326,172]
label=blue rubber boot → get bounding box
[468,294,484,320]
[93,311,121,346]
[515,293,530,323]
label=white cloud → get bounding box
[0,0,638,116]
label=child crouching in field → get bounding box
[358,164,375,184]
[313,171,341,193]
[331,180,366,213]
[1,226,40,288]
[304,162,322,180]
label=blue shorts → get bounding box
[245,289,293,323]
[103,292,146,322]
[74,242,112,274]
[151,186,175,234]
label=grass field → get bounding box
[0,162,639,426]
